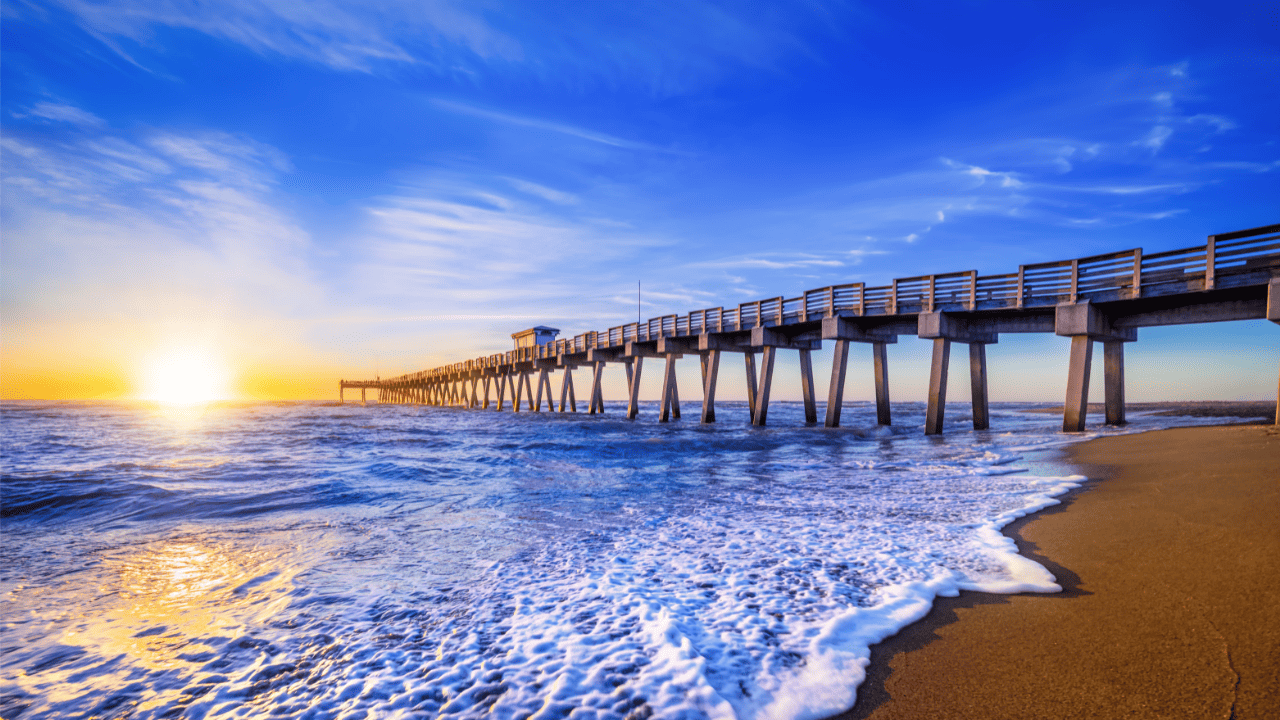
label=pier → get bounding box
[341,224,1280,432]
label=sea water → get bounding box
[0,400,1236,719]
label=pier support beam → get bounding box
[823,340,894,428]
[925,338,951,436]
[361,388,366,405]
[873,342,891,426]
[660,355,678,422]
[671,370,681,419]
[822,318,899,428]
[701,351,720,423]
[483,376,492,409]
[799,348,817,424]
[588,362,606,414]
[920,312,998,434]
[534,369,552,412]
[825,340,850,428]
[1056,302,1136,432]
[627,358,644,420]
[744,352,758,420]
[1063,336,1094,432]
[1104,341,1126,426]
[752,346,777,426]
[559,368,577,412]
[969,343,990,431]
[513,372,526,413]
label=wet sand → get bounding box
[832,424,1280,720]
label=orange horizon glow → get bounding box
[0,363,364,402]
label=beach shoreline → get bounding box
[830,422,1280,720]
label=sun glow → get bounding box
[138,347,234,405]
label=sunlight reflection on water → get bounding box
[13,537,301,714]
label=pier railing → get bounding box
[379,224,1279,384]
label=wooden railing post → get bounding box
[890,279,899,315]
[968,270,978,309]
[1070,259,1080,304]
[926,275,936,313]
[1132,249,1142,298]
[1016,266,1026,308]
[1205,235,1216,290]
[858,284,866,316]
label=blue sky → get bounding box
[2,0,1277,402]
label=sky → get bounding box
[2,0,1278,404]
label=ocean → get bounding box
[0,400,1235,719]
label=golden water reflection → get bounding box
[145,400,219,431]
[67,539,298,672]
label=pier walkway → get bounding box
[342,223,1280,432]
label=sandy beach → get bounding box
[833,423,1280,720]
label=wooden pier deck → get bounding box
[341,223,1280,432]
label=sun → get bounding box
[138,347,234,405]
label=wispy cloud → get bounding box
[15,101,104,126]
[36,0,840,94]
[1205,160,1280,172]
[1040,182,1193,195]
[503,177,579,205]
[1063,209,1188,226]
[431,99,680,153]
[690,255,845,270]
[349,176,674,331]
[942,158,1023,188]
[1186,114,1237,133]
[44,0,519,73]
[1137,125,1174,152]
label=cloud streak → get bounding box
[431,99,682,153]
[44,0,520,72]
[15,101,105,126]
[690,256,845,270]
[34,0,839,95]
